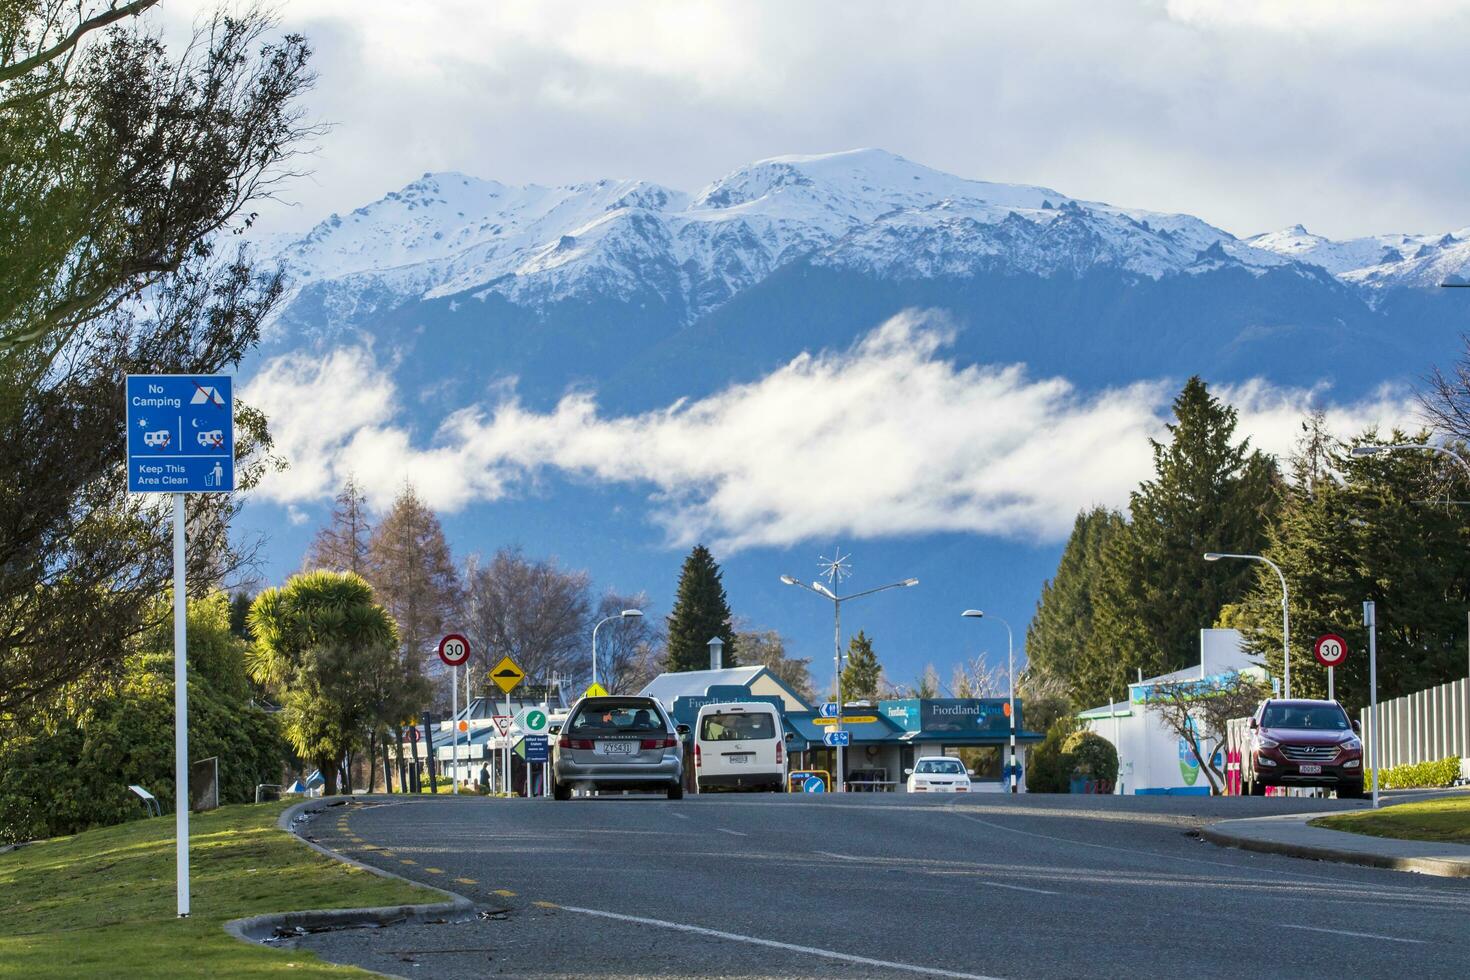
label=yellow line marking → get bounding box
[425,867,444,874]
[454,877,477,885]
[493,889,516,897]
[377,850,394,857]
[400,858,416,865]
[532,901,559,909]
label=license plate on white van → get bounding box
[726,754,750,764]
[597,741,634,756]
[1298,764,1322,774]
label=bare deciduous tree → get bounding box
[734,627,815,702]
[305,475,371,575]
[595,592,662,694]
[1145,671,1268,795]
[461,548,590,688]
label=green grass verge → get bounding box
[0,800,434,978]
[1311,795,1470,844]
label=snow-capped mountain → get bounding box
[269,149,1375,330]
[1246,223,1470,289]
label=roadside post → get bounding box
[125,374,234,918]
[439,634,471,792]
[1364,602,1379,808]
[1313,634,1347,702]
[492,656,525,793]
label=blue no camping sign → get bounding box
[125,375,234,494]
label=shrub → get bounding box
[1026,714,1080,793]
[1062,729,1119,784]
[1376,757,1461,790]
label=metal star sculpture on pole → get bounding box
[818,547,853,586]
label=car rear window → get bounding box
[569,700,666,735]
[915,759,965,775]
[700,712,776,741]
[1261,704,1349,730]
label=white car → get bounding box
[905,756,973,793]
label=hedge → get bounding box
[1375,756,1461,790]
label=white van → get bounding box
[694,702,786,792]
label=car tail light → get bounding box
[640,736,677,750]
[694,743,702,769]
[775,739,783,766]
[559,736,594,750]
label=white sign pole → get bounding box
[1328,665,1334,702]
[173,492,190,917]
[452,666,460,794]
[505,689,512,796]
[1365,600,1379,809]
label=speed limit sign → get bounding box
[1314,633,1348,668]
[438,633,471,668]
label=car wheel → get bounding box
[553,779,572,801]
[1338,779,1364,800]
[667,781,684,800]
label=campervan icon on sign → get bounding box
[143,430,171,448]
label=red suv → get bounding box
[1246,699,1364,798]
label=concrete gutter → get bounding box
[223,796,474,947]
[1203,811,1470,878]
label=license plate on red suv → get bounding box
[1298,764,1322,774]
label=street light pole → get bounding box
[591,609,644,690]
[960,610,1017,792]
[780,574,918,792]
[1204,552,1291,698]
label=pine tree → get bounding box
[841,630,882,701]
[664,545,737,672]
[306,475,372,575]
[1085,378,1278,707]
[367,484,461,664]
[1025,506,1124,700]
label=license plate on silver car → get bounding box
[598,741,634,755]
[1299,764,1322,774]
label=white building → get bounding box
[1080,629,1265,795]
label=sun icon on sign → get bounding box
[817,547,852,586]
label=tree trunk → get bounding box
[382,734,394,793]
[318,754,339,795]
[367,731,379,792]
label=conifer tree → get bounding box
[841,630,882,701]
[367,484,461,662]
[1085,378,1278,707]
[664,545,737,672]
[1026,506,1124,700]
[306,475,372,575]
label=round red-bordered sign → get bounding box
[438,633,471,668]
[1313,633,1348,668]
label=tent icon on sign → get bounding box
[190,385,225,406]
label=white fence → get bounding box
[1360,677,1470,770]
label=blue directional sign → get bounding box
[822,730,850,747]
[803,775,827,793]
[819,702,839,718]
[126,375,234,493]
[522,735,550,764]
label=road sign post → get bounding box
[439,635,471,794]
[1314,634,1347,702]
[125,374,234,919]
[1364,602,1379,809]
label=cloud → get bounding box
[157,1,1470,242]
[242,312,1418,550]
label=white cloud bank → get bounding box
[243,312,1417,550]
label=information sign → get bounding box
[822,730,850,747]
[125,375,234,493]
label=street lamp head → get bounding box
[779,574,800,586]
[902,578,920,587]
[620,609,643,619]
[812,582,837,600]
[961,609,984,619]
[1203,553,1222,562]
[1350,446,1384,457]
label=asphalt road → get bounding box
[293,792,1470,979]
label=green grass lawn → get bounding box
[1312,795,1470,844]
[0,800,434,978]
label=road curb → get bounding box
[222,796,475,948]
[1202,812,1470,878]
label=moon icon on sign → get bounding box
[191,418,199,428]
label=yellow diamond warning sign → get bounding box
[490,656,525,694]
[583,682,609,699]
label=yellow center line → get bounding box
[425,867,444,874]
[454,877,477,885]
[493,888,516,897]
[400,858,416,865]
[532,900,559,909]
[378,850,394,857]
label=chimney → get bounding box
[707,636,724,671]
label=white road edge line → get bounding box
[717,828,748,837]
[1280,923,1426,944]
[816,851,1059,895]
[670,812,690,820]
[555,904,1006,979]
